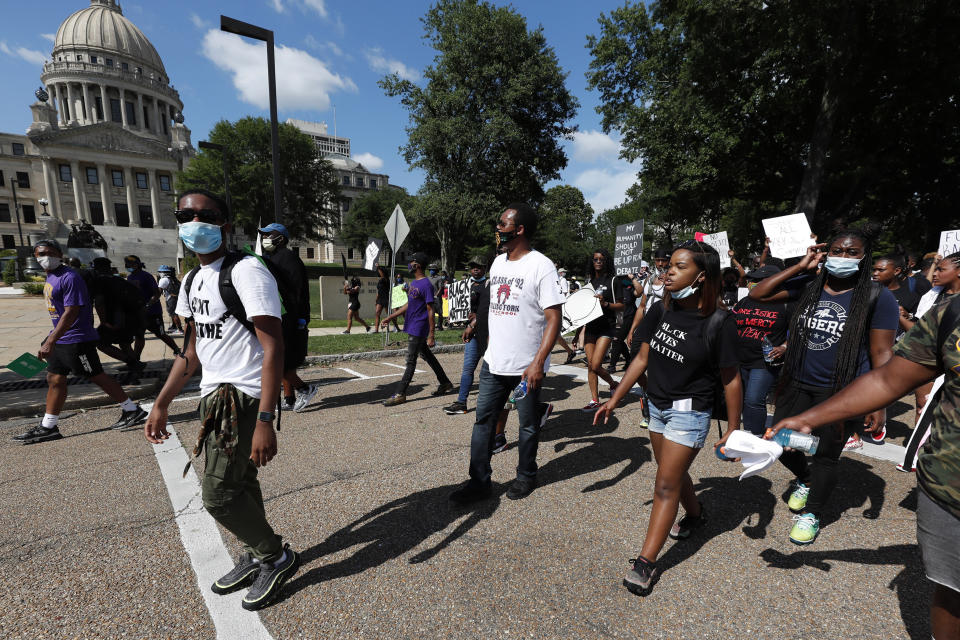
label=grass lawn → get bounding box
[307,329,464,355]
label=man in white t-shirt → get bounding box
[450,203,564,503]
[143,189,299,611]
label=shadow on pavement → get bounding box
[278,483,505,602]
[759,544,930,640]
[821,457,887,524]
[298,382,429,412]
[540,431,652,493]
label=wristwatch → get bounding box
[258,411,276,423]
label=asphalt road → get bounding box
[0,352,929,639]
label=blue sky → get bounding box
[1,0,640,213]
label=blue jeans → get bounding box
[457,337,486,404]
[468,362,542,486]
[741,366,779,436]
[648,404,712,449]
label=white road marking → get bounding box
[141,403,275,640]
[338,367,371,380]
[379,362,407,370]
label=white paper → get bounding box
[561,285,604,334]
[762,213,814,259]
[939,230,960,258]
[701,231,730,268]
[363,238,382,271]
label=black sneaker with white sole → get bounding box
[211,552,260,595]
[110,406,148,430]
[444,401,468,415]
[668,503,707,540]
[13,424,63,444]
[241,544,300,611]
[623,555,659,596]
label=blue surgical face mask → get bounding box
[824,256,862,278]
[672,272,703,300]
[179,221,223,255]
[125,267,135,273]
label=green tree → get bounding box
[381,0,579,264]
[411,183,499,272]
[340,187,419,256]
[176,116,341,241]
[535,185,593,273]
[587,1,960,251]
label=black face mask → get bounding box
[496,229,518,251]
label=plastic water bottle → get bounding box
[769,428,819,454]
[715,445,735,461]
[508,381,528,404]
[761,336,781,366]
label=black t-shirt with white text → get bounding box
[637,302,740,412]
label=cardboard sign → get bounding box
[363,237,383,271]
[762,213,814,259]
[391,284,407,309]
[448,278,471,324]
[939,230,960,258]
[613,219,645,275]
[700,231,731,268]
[561,285,604,334]
[6,352,47,378]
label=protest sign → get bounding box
[363,237,382,271]
[939,230,960,258]
[762,213,814,259]
[613,219,645,275]
[448,279,471,324]
[561,285,604,334]
[700,231,731,268]
[391,284,407,309]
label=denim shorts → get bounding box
[917,489,960,592]
[648,404,712,449]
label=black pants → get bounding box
[773,382,859,518]
[608,318,634,368]
[396,334,450,395]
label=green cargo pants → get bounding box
[199,388,282,561]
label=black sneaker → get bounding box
[564,351,577,364]
[490,434,508,455]
[623,555,659,596]
[241,544,300,611]
[444,401,468,415]
[211,552,260,595]
[506,477,536,500]
[13,424,63,444]
[110,405,148,430]
[537,402,554,429]
[121,360,147,372]
[668,503,707,540]
[432,382,454,396]
[449,482,492,505]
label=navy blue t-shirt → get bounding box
[795,286,898,386]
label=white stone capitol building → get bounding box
[0,0,192,267]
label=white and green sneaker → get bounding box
[789,514,820,545]
[787,482,810,513]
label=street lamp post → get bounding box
[10,175,24,247]
[220,15,282,225]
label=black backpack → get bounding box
[182,250,289,334]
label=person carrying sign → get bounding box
[580,248,625,412]
[445,257,489,415]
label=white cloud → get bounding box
[365,48,420,81]
[304,35,346,58]
[0,41,47,65]
[202,30,356,112]
[302,0,328,17]
[40,33,56,43]
[269,0,285,12]
[189,13,209,29]
[270,0,326,16]
[354,152,384,171]
[573,163,640,214]
[571,130,622,163]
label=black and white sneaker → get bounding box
[211,552,260,595]
[110,405,148,430]
[293,383,320,413]
[241,544,300,611]
[623,555,660,596]
[538,402,554,429]
[444,401,468,415]
[669,503,707,540]
[13,424,63,444]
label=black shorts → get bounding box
[165,297,178,317]
[144,314,166,338]
[98,325,134,345]
[283,324,308,370]
[348,300,361,312]
[47,340,104,377]
[376,297,389,308]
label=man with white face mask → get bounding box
[12,240,147,444]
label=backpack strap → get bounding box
[935,295,960,372]
[218,252,255,334]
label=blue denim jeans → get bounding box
[741,365,779,436]
[457,337,486,404]
[468,362,542,486]
[648,404,712,449]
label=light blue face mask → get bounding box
[824,256,862,278]
[179,221,223,255]
[125,267,135,274]
[672,271,703,299]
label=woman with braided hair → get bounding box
[748,228,899,545]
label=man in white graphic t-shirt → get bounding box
[143,189,299,611]
[450,203,564,503]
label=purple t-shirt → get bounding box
[127,270,162,316]
[404,277,434,338]
[43,266,99,344]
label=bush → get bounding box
[2,259,17,285]
[21,282,44,295]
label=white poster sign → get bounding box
[561,285,604,334]
[700,231,730,268]
[448,279,472,324]
[762,213,814,259]
[938,230,960,258]
[363,237,382,271]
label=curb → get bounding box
[303,342,466,365]
[0,376,164,421]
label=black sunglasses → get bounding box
[174,208,224,225]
